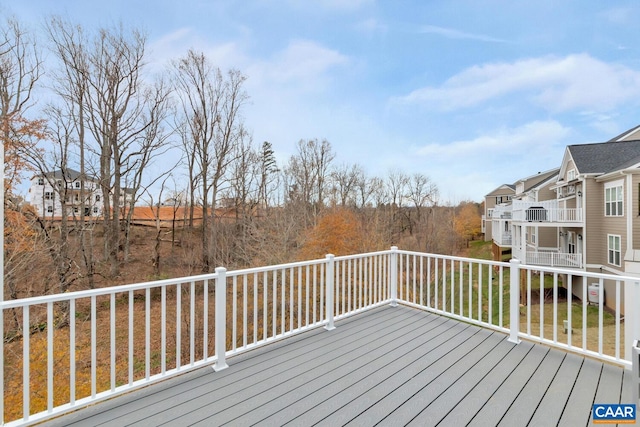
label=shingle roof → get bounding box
[520,168,559,193]
[568,139,640,174]
[608,124,640,142]
[40,169,98,181]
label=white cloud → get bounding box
[419,25,508,43]
[411,121,572,201]
[148,28,249,72]
[355,18,387,35]
[416,120,570,158]
[396,54,640,112]
[247,39,349,91]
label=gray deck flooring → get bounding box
[46,305,633,427]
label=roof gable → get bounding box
[568,139,640,175]
[484,184,515,197]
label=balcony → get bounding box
[2,249,639,426]
[511,200,583,224]
[525,251,583,268]
[492,232,512,247]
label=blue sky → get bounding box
[5,0,640,203]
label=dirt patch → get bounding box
[528,286,568,304]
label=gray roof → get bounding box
[608,124,640,142]
[40,169,98,182]
[520,168,560,193]
[568,139,640,175]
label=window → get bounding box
[46,206,53,213]
[531,227,537,244]
[605,183,623,216]
[96,195,101,202]
[567,169,576,181]
[93,207,98,213]
[75,181,80,188]
[44,192,53,200]
[37,178,44,185]
[74,194,80,202]
[608,234,621,266]
[495,195,512,204]
[56,180,62,187]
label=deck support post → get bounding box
[389,246,398,307]
[508,259,521,344]
[213,267,229,371]
[325,254,336,331]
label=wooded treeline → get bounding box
[1,17,482,301]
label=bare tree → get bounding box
[405,172,438,242]
[120,78,173,262]
[0,18,42,302]
[60,23,169,277]
[45,17,98,288]
[331,163,362,207]
[285,138,335,226]
[172,50,248,271]
[0,18,42,139]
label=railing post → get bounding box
[633,340,639,405]
[508,259,521,344]
[625,280,640,367]
[325,254,336,331]
[213,267,228,371]
[390,246,398,307]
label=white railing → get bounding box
[511,200,583,223]
[496,233,512,246]
[525,251,582,268]
[2,247,639,426]
[395,249,640,369]
[0,251,390,426]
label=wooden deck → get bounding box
[45,305,633,427]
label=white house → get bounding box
[29,169,134,218]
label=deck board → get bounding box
[43,304,633,427]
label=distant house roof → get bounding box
[568,139,640,175]
[608,124,640,142]
[36,168,98,182]
[517,168,560,193]
[484,184,515,197]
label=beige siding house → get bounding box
[482,184,515,243]
[484,126,640,313]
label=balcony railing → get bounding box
[511,200,583,223]
[525,251,582,268]
[2,248,639,426]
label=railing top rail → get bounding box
[225,257,329,277]
[396,249,511,268]
[225,250,394,278]
[0,270,222,309]
[334,249,392,262]
[518,261,640,282]
[0,250,395,309]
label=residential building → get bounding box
[481,183,515,245]
[28,169,134,218]
[485,126,640,312]
[484,169,559,261]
